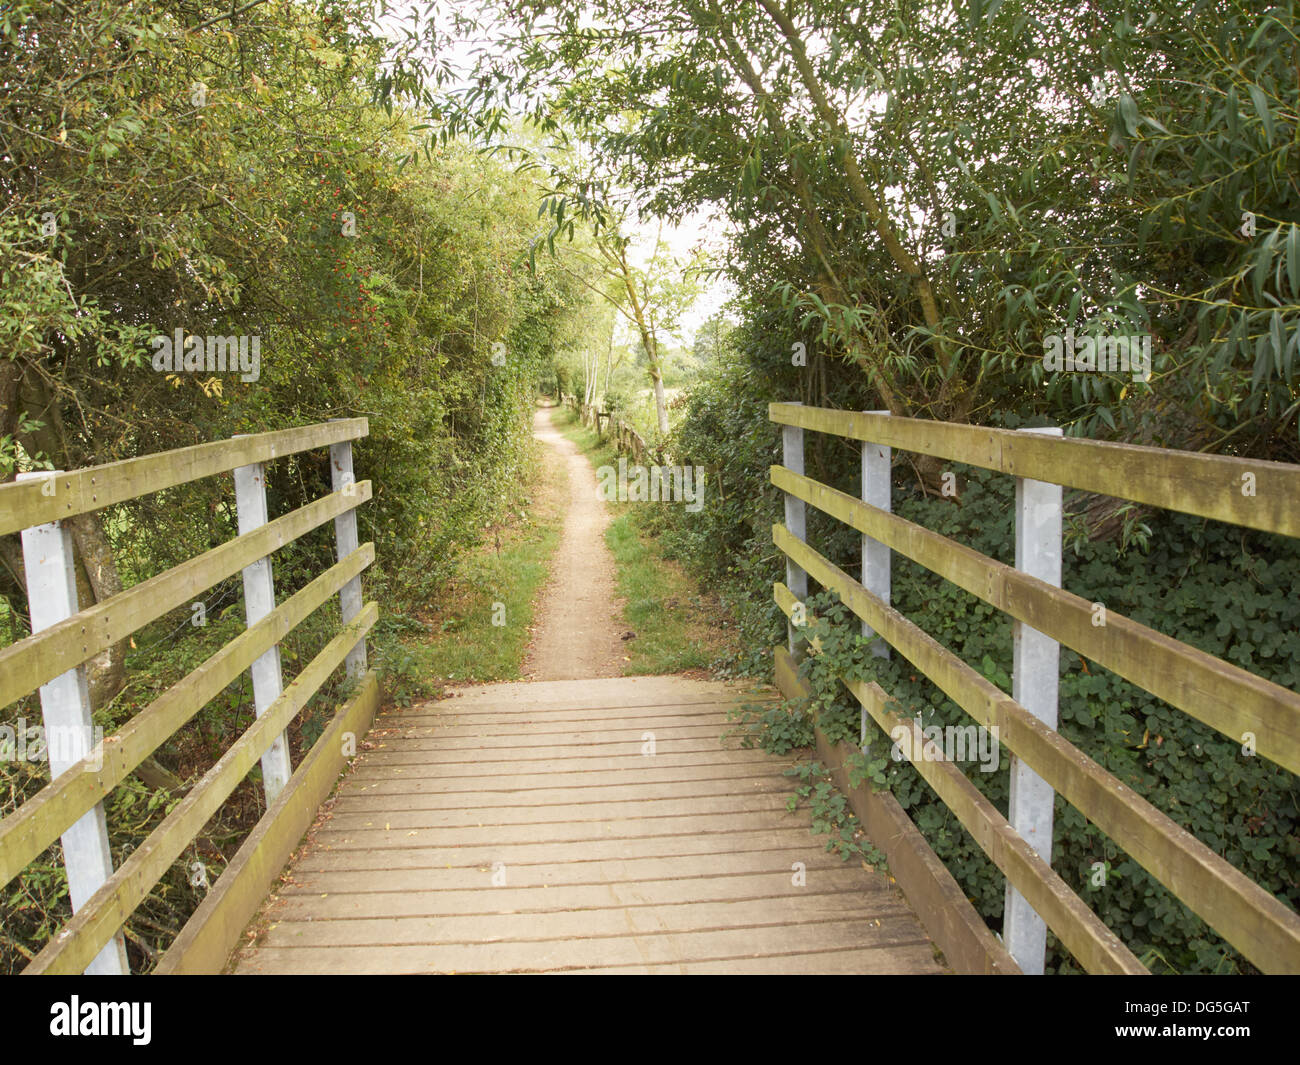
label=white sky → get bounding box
[377,0,734,347]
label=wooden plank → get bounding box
[775,525,1300,973]
[323,791,796,830]
[233,674,945,976]
[335,780,790,811]
[309,808,833,849]
[557,946,942,975]
[432,676,754,708]
[279,851,859,895]
[772,644,1019,975]
[0,420,368,538]
[235,917,936,974]
[364,723,732,749]
[770,403,1300,538]
[353,738,751,765]
[0,481,372,712]
[772,464,1300,774]
[385,706,744,729]
[269,870,895,920]
[253,896,919,948]
[342,762,782,791]
[23,605,377,974]
[340,751,777,780]
[155,670,380,975]
[292,826,829,872]
[0,545,374,891]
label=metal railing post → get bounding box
[860,411,891,748]
[1004,425,1064,974]
[782,403,808,657]
[329,430,368,679]
[17,472,129,975]
[231,451,293,802]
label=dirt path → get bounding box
[521,405,627,680]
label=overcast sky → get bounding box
[377,0,735,348]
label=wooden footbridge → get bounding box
[2,408,1298,975]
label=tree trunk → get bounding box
[16,367,128,709]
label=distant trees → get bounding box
[434,0,1299,464]
[0,0,601,658]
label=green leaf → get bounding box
[1117,93,1141,137]
[1247,84,1275,145]
[1287,225,1300,301]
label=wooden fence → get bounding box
[769,402,1300,975]
[0,420,379,974]
[563,394,651,465]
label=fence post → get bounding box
[17,472,129,975]
[781,403,808,657]
[860,410,891,749]
[329,431,368,679]
[1004,425,1064,974]
[232,452,293,803]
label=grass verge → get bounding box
[554,406,743,676]
[374,418,566,702]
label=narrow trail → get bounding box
[521,404,627,680]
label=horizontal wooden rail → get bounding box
[771,464,1300,775]
[154,669,381,974]
[773,582,1144,974]
[0,544,374,890]
[770,403,1300,538]
[0,419,368,538]
[773,524,1300,973]
[23,603,378,975]
[853,682,1145,974]
[0,481,372,712]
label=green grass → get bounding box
[373,429,566,702]
[555,406,741,676]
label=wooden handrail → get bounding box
[2,420,380,974]
[23,605,378,975]
[0,544,374,889]
[0,418,368,537]
[772,464,1300,774]
[775,581,1145,973]
[770,403,1300,537]
[0,482,372,711]
[774,527,1300,972]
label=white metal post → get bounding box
[860,411,891,748]
[329,434,367,678]
[1004,426,1064,974]
[782,404,808,657]
[17,472,129,975]
[232,456,292,802]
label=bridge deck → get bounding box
[232,676,945,974]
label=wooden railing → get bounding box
[0,420,380,974]
[769,402,1300,975]
[563,393,652,465]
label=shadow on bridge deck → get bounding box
[231,676,945,974]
